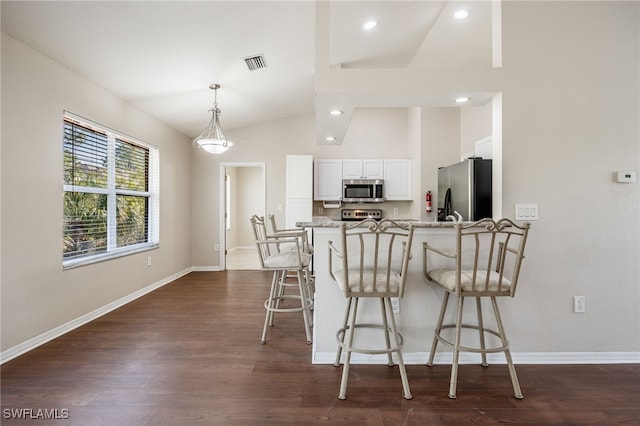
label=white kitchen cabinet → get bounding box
[286,198,312,230]
[342,159,384,180]
[286,155,313,199]
[286,155,313,229]
[383,159,413,200]
[313,159,342,201]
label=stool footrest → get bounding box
[436,323,509,354]
[264,295,313,314]
[336,323,404,356]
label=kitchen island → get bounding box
[297,218,470,365]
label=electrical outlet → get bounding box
[214,244,220,252]
[573,296,585,313]
[147,256,152,267]
[393,208,399,215]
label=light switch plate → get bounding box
[515,204,538,221]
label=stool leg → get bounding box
[384,297,412,400]
[269,270,286,327]
[449,295,465,399]
[380,298,394,366]
[305,267,315,305]
[491,296,523,399]
[338,297,358,400]
[297,270,312,344]
[427,292,450,367]
[301,269,314,328]
[476,297,488,367]
[334,296,352,366]
[260,271,280,344]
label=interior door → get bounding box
[222,163,265,270]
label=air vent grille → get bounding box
[244,55,267,71]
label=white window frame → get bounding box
[63,112,160,269]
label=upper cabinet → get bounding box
[313,159,342,201]
[314,159,413,201]
[383,160,413,201]
[342,159,384,180]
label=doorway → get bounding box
[219,162,266,270]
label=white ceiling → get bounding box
[1,1,493,143]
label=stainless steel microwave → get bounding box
[342,179,385,203]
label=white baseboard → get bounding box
[0,267,192,365]
[312,351,640,365]
[227,246,255,253]
[191,266,223,271]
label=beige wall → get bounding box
[1,34,193,353]
[498,1,638,351]
[235,167,264,247]
[460,102,493,157]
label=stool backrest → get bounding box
[453,218,530,296]
[250,215,271,268]
[334,219,414,297]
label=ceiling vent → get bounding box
[244,55,267,71]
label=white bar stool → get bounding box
[328,219,415,400]
[250,215,313,344]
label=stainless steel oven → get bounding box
[341,208,382,221]
[342,179,384,203]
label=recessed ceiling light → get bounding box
[326,136,337,142]
[363,20,377,31]
[454,9,469,20]
[455,97,470,103]
[330,110,344,116]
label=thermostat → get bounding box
[617,171,636,183]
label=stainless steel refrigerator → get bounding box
[437,158,492,221]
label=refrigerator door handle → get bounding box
[444,188,452,218]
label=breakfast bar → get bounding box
[297,218,465,365]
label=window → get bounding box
[63,113,159,268]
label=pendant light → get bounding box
[193,84,234,154]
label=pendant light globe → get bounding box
[193,84,234,154]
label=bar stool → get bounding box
[423,218,530,399]
[328,219,415,400]
[268,214,314,255]
[250,215,313,344]
[268,214,315,298]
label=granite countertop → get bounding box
[296,217,468,228]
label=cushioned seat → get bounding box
[426,269,512,293]
[263,251,311,269]
[333,268,402,294]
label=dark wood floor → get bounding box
[2,271,639,425]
